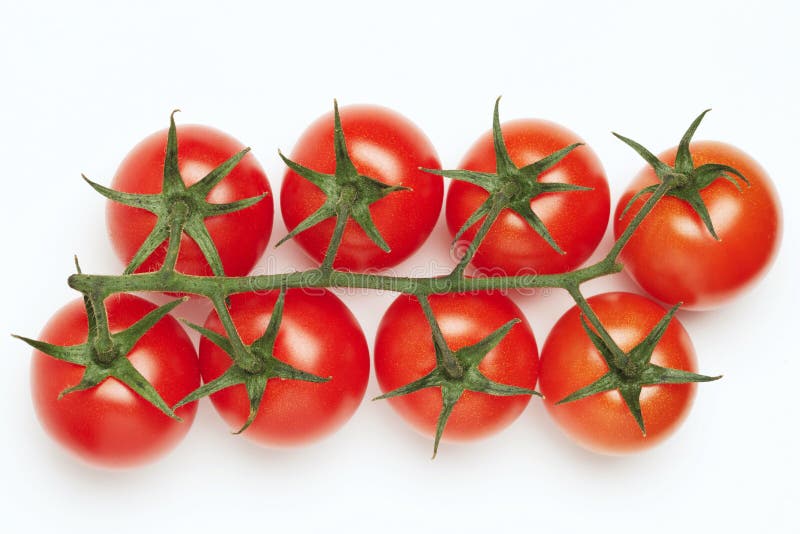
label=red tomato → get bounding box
[280,105,443,271]
[30,294,200,468]
[615,141,782,310]
[539,292,698,454]
[374,292,538,442]
[108,124,273,277]
[446,119,610,275]
[198,290,369,446]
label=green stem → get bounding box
[161,219,185,274]
[452,202,503,278]
[161,201,190,273]
[88,288,116,364]
[565,283,631,372]
[607,181,673,261]
[208,294,262,374]
[417,295,463,379]
[69,260,618,299]
[321,208,348,272]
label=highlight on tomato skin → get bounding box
[374,292,539,445]
[107,123,273,278]
[538,292,699,455]
[280,104,444,272]
[446,118,610,276]
[29,294,200,469]
[197,289,371,447]
[614,141,782,311]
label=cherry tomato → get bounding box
[108,124,273,277]
[446,119,610,275]
[198,290,370,446]
[374,292,538,443]
[30,294,200,468]
[280,105,443,271]
[539,292,698,454]
[615,141,782,310]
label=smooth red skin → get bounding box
[614,141,782,310]
[539,292,697,454]
[280,105,443,271]
[108,125,273,277]
[30,294,200,469]
[199,290,370,447]
[446,119,610,275]
[374,292,538,442]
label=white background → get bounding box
[1,1,798,533]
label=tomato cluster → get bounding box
[19,102,781,468]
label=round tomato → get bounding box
[108,124,273,277]
[539,292,698,454]
[30,294,200,468]
[614,141,781,310]
[446,119,610,275]
[198,289,369,446]
[280,105,443,271]
[374,292,538,443]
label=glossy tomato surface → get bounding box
[108,124,273,277]
[446,119,609,275]
[30,294,200,468]
[374,292,538,442]
[539,292,698,454]
[615,141,781,310]
[281,105,443,271]
[199,290,370,446]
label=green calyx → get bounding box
[277,100,409,270]
[14,288,187,420]
[423,96,590,274]
[84,110,268,276]
[615,109,749,239]
[374,296,540,458]
[557,303,720,435]
[174,289,330,434]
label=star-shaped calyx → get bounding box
[422,97,591,271]
[278,100,409,269]
[175,289,330,433]
[615,109,749,239]
[14,287,186,419]
[375,296,539,458]
[83,110,268,275]
[558,304,719,434]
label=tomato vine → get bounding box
[17,99,775,461]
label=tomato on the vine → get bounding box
[446,119,610,275]
[615,141,781,310]
[198,289,370,446]
[30,294,200,468]
[539,292,698,454]
[280,105,443,271]
[374,292,538,443]
[107,124,273,277]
